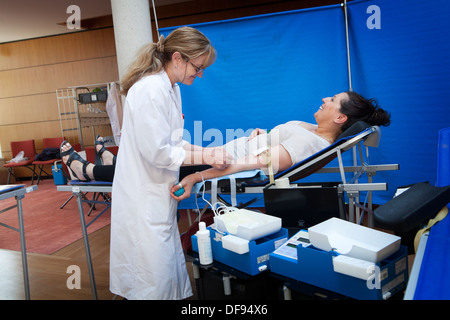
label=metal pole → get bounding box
[343,0,353,92]
[16,195,30,300]
[74,190,98,300]
[151,0,160,38]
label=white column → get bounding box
[110,0,153,81]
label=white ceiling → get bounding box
[0,0,189,44]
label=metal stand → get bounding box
[0,185,37,300]
[57,183,112,300]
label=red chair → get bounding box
[85,145,118,164]
[32,137,65,184]
[3,139,38,184]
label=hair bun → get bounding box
[372,107,391,127]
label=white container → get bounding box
[308,217,401,263]
[275,177,291,188]
[196,222,213,265]
[222,234,249,254]
[214,208,281,241]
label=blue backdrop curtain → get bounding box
[162,0,450,205]
[162,4,347,146]
[347,0,450,202]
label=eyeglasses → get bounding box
[188,61,204,75]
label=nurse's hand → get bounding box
[204,147,233,170]
[248,128,267,140]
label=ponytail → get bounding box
[120,27,216,96]
[120,43,164,96]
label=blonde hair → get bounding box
[120,26,216,95]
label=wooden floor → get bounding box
[0,191,416,300]
[0,225,112,300]
[1,222,416,300]
[0,222,198,300]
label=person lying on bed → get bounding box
[61,91,390,185]
[170,91,391,201]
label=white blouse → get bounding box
[224,121,330,166]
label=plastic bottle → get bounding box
[196,222,213,265]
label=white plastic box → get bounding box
[308,217,401,263]
[214,208,281,241]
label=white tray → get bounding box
[214,208,281,241]
[308,218,401,263]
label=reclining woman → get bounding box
[60,91,390,188]
[170,91,391,200]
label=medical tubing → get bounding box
[195,171,206,222]
[196,171,230,217]
[194,170,216,222]
[194,171,240,235]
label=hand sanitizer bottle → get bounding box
[196,222,213,265]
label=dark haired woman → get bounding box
[171,91,391,200]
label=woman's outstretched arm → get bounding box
[170,144,292,200]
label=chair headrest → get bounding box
[336,121,370,141]
[363,125,381,148]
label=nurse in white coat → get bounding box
[110,27,226,300]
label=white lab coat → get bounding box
[109,72,192,300]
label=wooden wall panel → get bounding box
[0,57,118,99]
[0,122,61,153]
[0,28,118,180]
[0,57,118,151]
[0,28,117,71]
[0,94,58,126]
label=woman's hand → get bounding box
[170,174,197,201]
[248,128,267,140]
